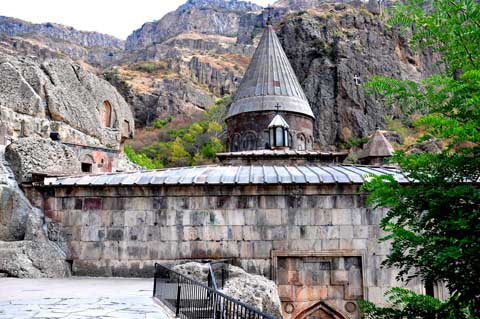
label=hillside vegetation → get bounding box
[125,97,229,168]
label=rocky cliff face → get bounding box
[0,46,134,148]
[276,6,438,147]
[0,145,71,278]
[0,16,123,48]
[125,0,261,51]
[0,16,124,66]
[108,32,252,126]
[0,0,436,148]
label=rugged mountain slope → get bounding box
[0,0,437,150]
[125,0,261,51]
[276,5,439,147]
[107,32,253,126]
[0,16,124,66]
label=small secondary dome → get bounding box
[268,114,289,128]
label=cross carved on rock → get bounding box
[354,74,361,86]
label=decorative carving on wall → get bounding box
[242,131,257,151]
[272,251,365,319]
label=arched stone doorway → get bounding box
[295,301,347,319]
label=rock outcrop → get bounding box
[0,146,70,278]
[125,0,261,51]
[0,51,134,148]
[0,16,123,49]
[0,240,70,278]
[0,16,124,66]
[5,137,81,183]
[276,6,439,148]
[173,262,283,318]
[406,138,444,154]
[107,33,249,126]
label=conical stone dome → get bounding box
[227,25,315,119]
[226,24,315,152]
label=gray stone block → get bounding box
[332,209,352,225]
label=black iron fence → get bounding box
[153,263,278,319]
[207,259,231,290]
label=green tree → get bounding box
[124,145,163,169]
[361,0,480,317]
[170,137,190,166]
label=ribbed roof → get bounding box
[227,25,314,119]
[360,130,395,158]
[44,165,409,186]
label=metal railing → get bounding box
[207,259,231,290]
[153,263,278,319]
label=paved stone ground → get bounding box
[0,277,174,319]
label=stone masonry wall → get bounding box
[226,112,315,152]
[41,184,423,318]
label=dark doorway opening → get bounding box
[81,163,92,173]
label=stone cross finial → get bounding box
[354,74,361,86]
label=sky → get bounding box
[0,0,273,40]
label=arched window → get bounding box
[306,135,314,151]
[232,133,241,152]
[101,100,112,128]
[296,133,306,151]
[242,132,257,151]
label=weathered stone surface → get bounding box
[125,0,261,51]
[0,240,70,278]
[42,58,134,147]
[0,144,46,241]
[5,137,81,183]
[0,184,31,240]
[0,53,135,148]
[221,268,283,318]
[0,61,43,116]
[0,146,69,277]
[173,262,283,318]
[0,16,124,66]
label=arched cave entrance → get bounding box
[101,100,112,128]
[294,301,347,319]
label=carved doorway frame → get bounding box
[295,300,347,319]
[271,250,368,319]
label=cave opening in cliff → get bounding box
[102,100,112,128]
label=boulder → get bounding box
[221,271,283,318]
[5,137,81,183]
[406,138,444,154]
[173,262,282,318]
[0,145,69,278]
[0,240,70,278]
[0,184,31,241]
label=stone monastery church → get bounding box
[15,19,441,319]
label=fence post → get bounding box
[221,268,225,289]
[176,279,182,317]
[153,264,157,297]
